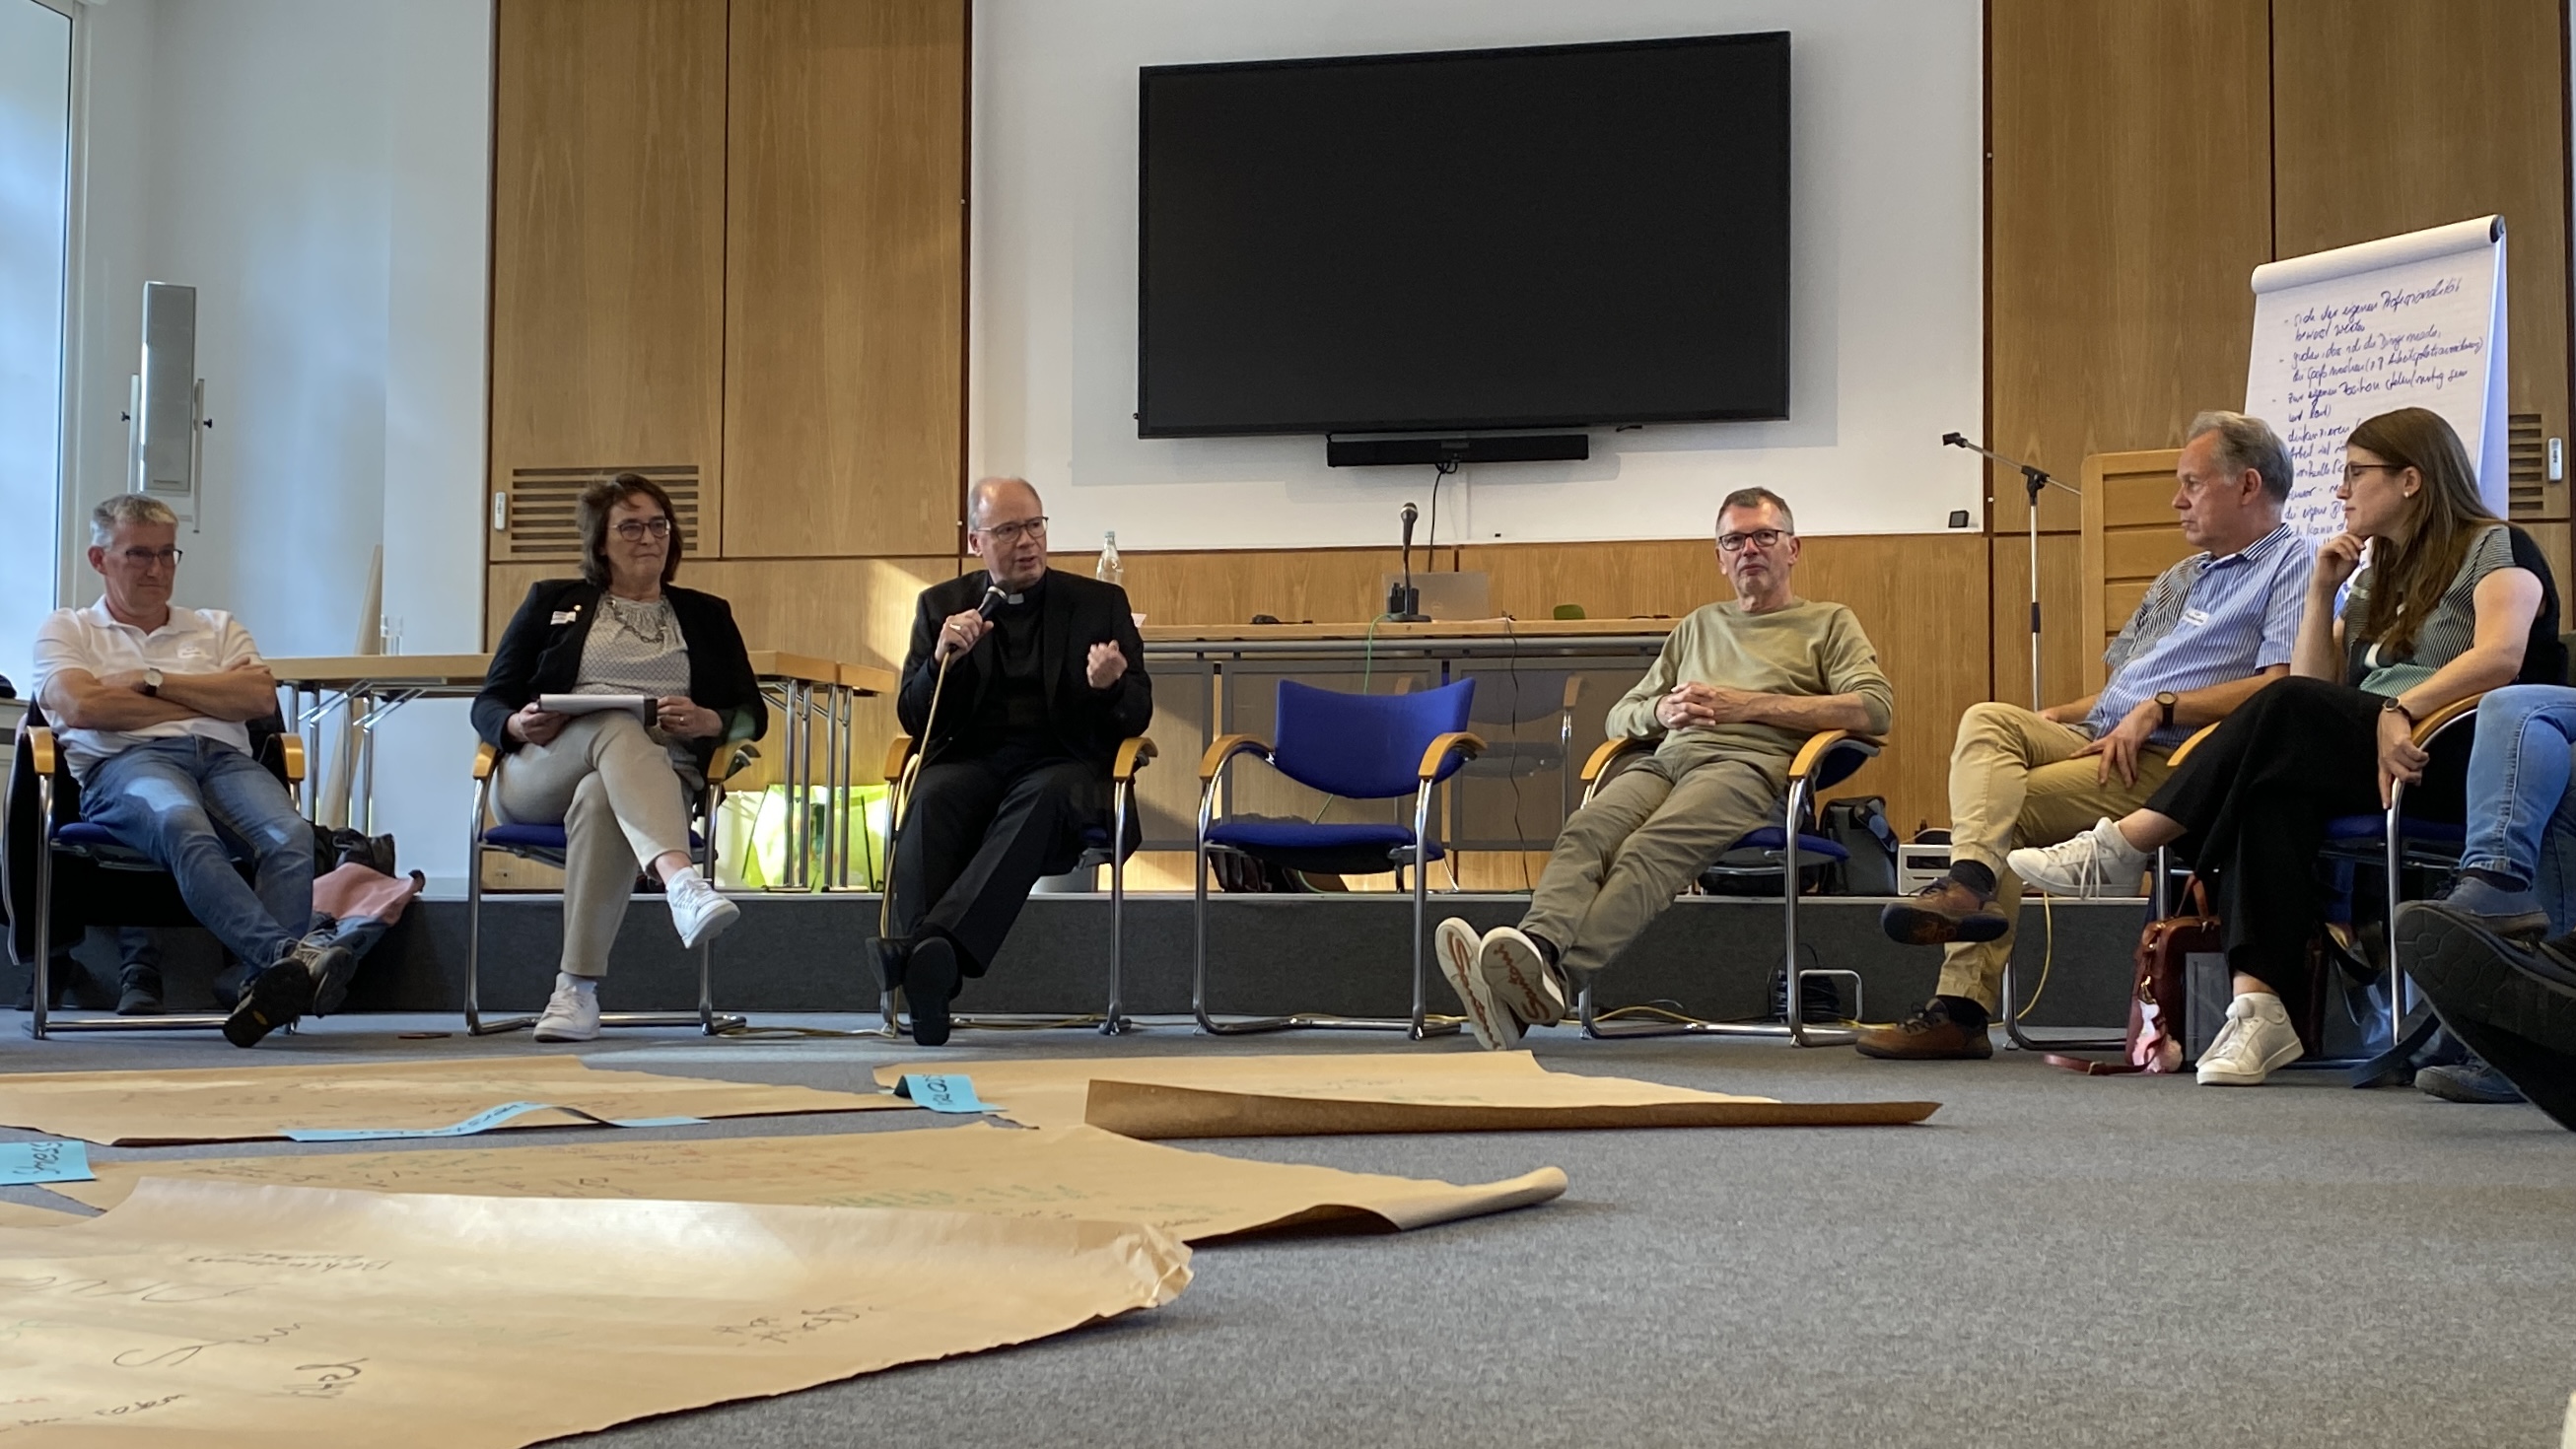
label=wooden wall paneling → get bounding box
[1989,534,2087,722]
[2271,0,2571,518]
[1987,0,2273,534]
[488,0,729,566]
[1057,547,1428,629]
[723,0,968,559]
[2078,448,2191,692]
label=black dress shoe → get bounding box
[906,936,959,1047]
[115,968,164,1016]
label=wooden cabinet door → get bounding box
[487,0,729,566]
[2273,0,2571,525]
[722,0,968,560]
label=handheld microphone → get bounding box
[976,584,1009,621]
[1400,501,1419,550]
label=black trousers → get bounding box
[889,749,1112,978]
[2147,674,2466,1018]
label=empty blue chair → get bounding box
[1194,678,1483,1039]
[1568,729,1882,1046]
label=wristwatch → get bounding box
[141,667,164,697]
[2154,690,2178,729]
[2382,696,2415,725]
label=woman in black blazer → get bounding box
[471,473,766,1041]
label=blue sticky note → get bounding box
[282,1102,707,1142]
[897,1073,991,1114]
[0,1139,93,1186]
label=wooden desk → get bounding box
[268,652,891,891]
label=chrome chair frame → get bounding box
[462,737,755,1036]
[1569,729,1881,1047]
[1193,727,1484,1040]
[875,733,1155,1037]
[13,720,305,1039]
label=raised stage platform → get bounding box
[24,892,2151,1037]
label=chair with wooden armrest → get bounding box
[2000,694,2491,1069]
[7,706,305,1039]
[1194,678,1482,1039]
[1568,729,1884,1046]
[875,730,1156,1037]
[461,732,758,1037]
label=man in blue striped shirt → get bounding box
[1862,411,2316,1059]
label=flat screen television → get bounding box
[1137,33,1791,440]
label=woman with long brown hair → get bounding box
[2009,407,2561,1085]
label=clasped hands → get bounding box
[1655,681,1762,730]
[509,696,719,747]
[934,608,1129,689]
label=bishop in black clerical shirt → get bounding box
[886,476,1151,1045]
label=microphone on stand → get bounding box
[1388,503,1427,621]
[1941,429,2082,711]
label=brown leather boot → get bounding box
[1855,997,1995,1060]
[1878,877,2008,945]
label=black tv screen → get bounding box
[1137,33,1790,439]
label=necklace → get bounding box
[602,593,670,646]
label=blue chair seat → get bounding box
[1728,827,1850,862]
[1206,817,1442,876]
[2324,815,2466,848]
[53,821,128,850]
[482,823,705,853]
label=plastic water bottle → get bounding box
[1095,530,1123,588]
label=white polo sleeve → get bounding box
[213,612,266,669]
[29,609,96,700]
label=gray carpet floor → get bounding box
[5,1015,2572,1448]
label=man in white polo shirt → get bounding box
[31,495,347,1047]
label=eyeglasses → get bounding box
[116,547,182,566]
[979,517,1048,545]
[612,518,674,541]
[2343,462,2405,485]
[1717,528,1789,553]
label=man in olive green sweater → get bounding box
[1435,488,1896,1050]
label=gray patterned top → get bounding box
[2344,522,2514,697]
[577,593,693,756]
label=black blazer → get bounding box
[473,579,767,772]
[898,569,1151,773]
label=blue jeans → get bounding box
[2457,684,2576,932]
[81,737,313,974]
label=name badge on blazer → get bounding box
[550,609,581,625]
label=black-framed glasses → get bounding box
[116,546,182,566]
[2343,462,2405,485]
[612,518,674,540]
[979,517,1048,544]
[1717,527,1789,553]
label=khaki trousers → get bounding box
[491,711,697,979]
[1521,748,1787,979]
[1936,702,2172,1008]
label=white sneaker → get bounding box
[531,980,602,1042]
[667,872,740,950]
[2007,816,2152,898]
[2195,993,2304,1085]
[1434,917,1521,1050]
[1482,927,1566,1029]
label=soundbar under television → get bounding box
[1137,32,1791,440]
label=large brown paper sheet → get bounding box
[0,1055,911,1145]
[871,1051,1938,1137]
[0,1200,82,1229]
[51,1123,1567,1240]
[0,1177,1188,1447]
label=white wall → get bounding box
[970,0,1984,550]
[65,0,491,888]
